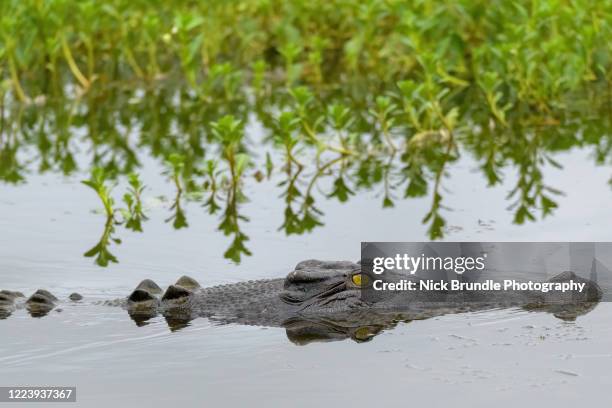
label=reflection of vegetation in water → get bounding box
[122,173,148,232]
[211,115,252,262]
[163,154,188,230]
[81,168,121,266]
[81,169,147,266]
[0,0,611,266]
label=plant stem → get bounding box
[7,54,28,103]
[61,34,91,89]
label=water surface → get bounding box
[1,140,612,407]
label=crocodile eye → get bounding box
[353,326,374,341]
[351,273,367,286]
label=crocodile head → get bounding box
[280,260,369,313]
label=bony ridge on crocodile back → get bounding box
[0,260,604,344]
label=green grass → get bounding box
[1,0,609,108]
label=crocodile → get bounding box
[0,260,603,344]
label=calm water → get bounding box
[1,128,612,406]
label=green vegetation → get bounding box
[81,168,148,266]
[1,0,610,105]
[123,173,147,232]
[1,0,610,103]
[0,0,610,265]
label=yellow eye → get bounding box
[351,274,367,286]
[354,326,372,340]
